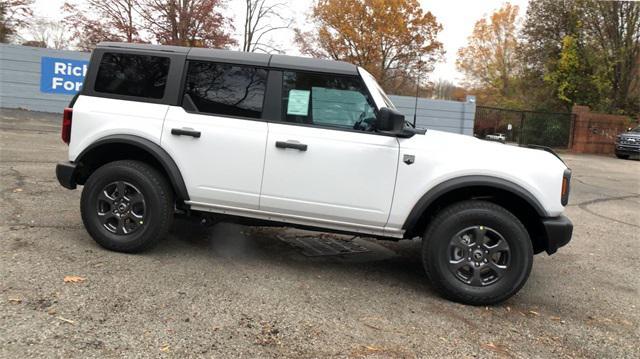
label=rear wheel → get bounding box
[422,201,533,305]
[81,160,174,253]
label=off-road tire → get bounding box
[422,200,533,305]
[81,160,174,253]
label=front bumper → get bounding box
[615,144,640,155]
[56,161,77,189]
[541,215,573,254]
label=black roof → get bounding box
[97,42,359,75]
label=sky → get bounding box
[29,0,529,85]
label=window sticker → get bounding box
[287,89,310,116]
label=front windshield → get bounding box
[631,126,640,132]
[358,68,396,109]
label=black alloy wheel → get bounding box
[422,200,533,305]
[81,160,173,253]
[96,181,146,235]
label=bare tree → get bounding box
[86,0,140,43]
[27,18,70,49]
[432,80,455,100]
[242,0,292,53]
[0,0,33,43]
[22,40,46,47]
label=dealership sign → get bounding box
[40,57,89,95]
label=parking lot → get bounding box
[1,109,638,358]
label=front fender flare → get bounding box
[402,175,548,236]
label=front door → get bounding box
[259,70,399,227]
[161,61,269,209]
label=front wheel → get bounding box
[80,160,174,253]
[615,153,629,159]
[422,201,533,305]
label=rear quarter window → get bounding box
[94,52,171,99]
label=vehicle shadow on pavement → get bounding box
[162,217,437,296]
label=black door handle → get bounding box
[275,141,307,151]
[171,128,201,138]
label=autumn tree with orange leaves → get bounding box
[456,3,521,106]
[296,0,443,94]
[62,0,235,50]
[139,0,235,48]
[63,0,143,51]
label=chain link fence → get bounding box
[474,106,575,148]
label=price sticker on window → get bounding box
[287,89,310,116]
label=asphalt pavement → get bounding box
[1,108,638,358]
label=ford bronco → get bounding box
[56,42,573,305]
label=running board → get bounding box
[185,201,405,239]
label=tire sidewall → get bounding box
[424,204,533,303]
[81,162,168,251]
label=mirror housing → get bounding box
[376,107,405,133]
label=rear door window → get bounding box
[184,61,267,119]
[94,52,170,99]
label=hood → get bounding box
[400,129,567,169]
[396,129,569,218]
[619,131,640,139]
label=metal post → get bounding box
[568,113,576,149]
[413,74,419,127]
[519,112,525,145]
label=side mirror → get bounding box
[376,107,405,133]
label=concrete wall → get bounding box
[0,44,475,135]
[389,95,475,135]
[0,44,90,113]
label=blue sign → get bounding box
[40,57,89,95]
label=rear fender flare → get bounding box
[74,134,189,201]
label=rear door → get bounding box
[260,71,400,227]
[161,61,269,209]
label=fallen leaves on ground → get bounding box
[63,275,86,283]
[350,345,415,358]
[363,322,382,330]
[8,297,22,304]
[360,316,387,331]
[255,321,282,346]
[57,316,75,325]
[12,188,23,193]
[160,345,170,352]
[481,342,510,356]
[549,316,566,324]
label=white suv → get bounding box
[56,43,573,305]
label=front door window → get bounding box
[281,71,377,131]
